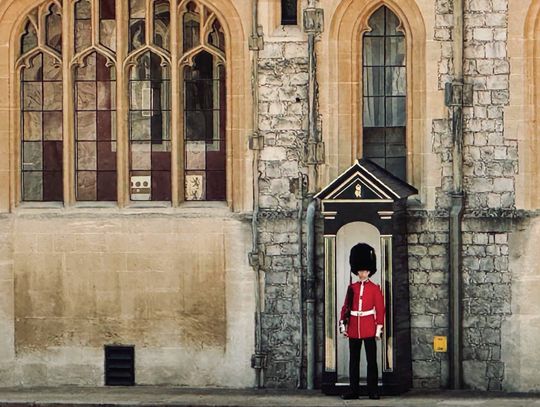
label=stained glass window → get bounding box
[18,0,228,204]
[129,52,171,201]
[75,52,117,201]
[181,4,226,201]
[184,53,226,201]
[362,6,406,181]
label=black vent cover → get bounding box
[105,345,135,386]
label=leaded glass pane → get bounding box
[154,0,170,50]
[23,172,43,201]
[208,19,225,51]
[77,171,97,200]
[366,7,384,36]
[183,9,200,52]
[130,0,145,18]
[43,112,63,140]
[76,82,97,110]
[75,52,96,80]
[23,83,43,110]
[100,20,117,52]
[23,112,42,141]
[363,67,384,96]
[77,142,97,170]
[77,111,97,141]
[363,97,384,127]
[23,53,42,81]
[23,142,43,171]
[386,36,405,66]
[385,67,406,96]
[43,54,62,81]
[75,0,91,19]
[21,22,38,55]
[385,97,406,126]
[45,4,62,52]
[100,0,115,19]
[386,10,401,35]
[363,37,384,66]
[43,81,63,110]
[100,0,116,52]
[75,20,92,53]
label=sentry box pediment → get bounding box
[315,159,417,203]
[315,159,417,226]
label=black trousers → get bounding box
[348,337,378,395]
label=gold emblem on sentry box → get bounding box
[354,183,361,198]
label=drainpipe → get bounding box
[305,199,317,390]
[297,173,305,388]
[446,0,467,390]
[303,1,324,390]
[248,0,265,389]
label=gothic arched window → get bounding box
[17,0,227,204]
[362,6,407,181]
[19,3,63,201]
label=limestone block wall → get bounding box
[502,217,540,392]
[257,36,309,387]
[0,210,255,387]
[407,214,449,389]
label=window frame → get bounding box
[14,0,231,208]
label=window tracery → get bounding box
[17,0,227,203]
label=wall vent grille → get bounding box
[105,345,135,386]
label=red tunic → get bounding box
[340,280,385,339]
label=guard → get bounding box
[339,243,385,400]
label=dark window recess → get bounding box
[362,6,406,182]
[105,345,135,386]
[281,0,297,25]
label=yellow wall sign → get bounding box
[434,336,447,352]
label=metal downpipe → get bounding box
[306,199,317,390]
[449,0,464,390]
[250,0,264,389]
[304,0,320,390]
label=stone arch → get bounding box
[0,0,251,211]
[519,0,540,209]
[325,0,426,195]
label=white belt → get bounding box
[350,308,375,317]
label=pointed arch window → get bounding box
[181,2,226,201]
[17,0,228,204]
[19,3,63,202]
[362,6,406,181]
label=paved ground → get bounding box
[0,387,540,407]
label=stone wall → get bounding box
[257,38,309,388]
[0,210,255,387]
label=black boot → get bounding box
[368,392,380,400]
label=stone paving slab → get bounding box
[0,388,540,407]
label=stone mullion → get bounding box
[117,0,129,206]
[63,3,75,205]
[171,0,180,205]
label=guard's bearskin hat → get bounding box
[349,243,377,276]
